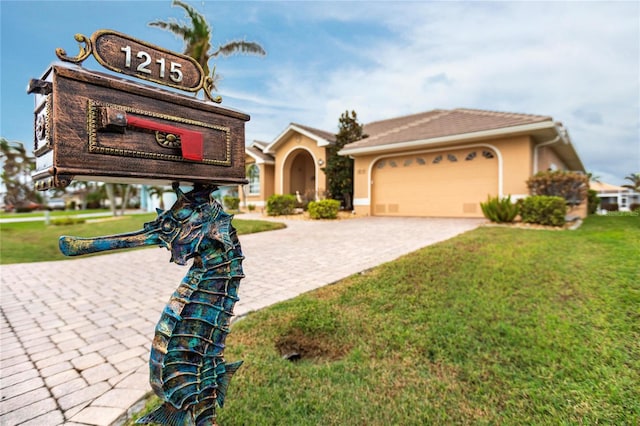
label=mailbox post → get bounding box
[30,30,251,425]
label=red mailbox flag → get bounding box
[126,115,204,161]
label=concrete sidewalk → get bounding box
[0,215,482,425]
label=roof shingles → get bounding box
[291,123,336,143]
[348,108,553,150]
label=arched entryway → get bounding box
[283,149,316,197]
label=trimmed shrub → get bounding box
[601,203,619,212]
[630,203,640,212]
[223,195,240,211]
[527,171,588,206]
[266,194,297,216]
[519,195,566,227]
[308,199,340,220]
[247,204,256,212]
[480,195,519,223]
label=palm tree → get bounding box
[148,185,170,210]
[586,171,601,184]
[149,0,265,90]
[622,173,640,192]
[1,138,38,209]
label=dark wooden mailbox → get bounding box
[29,30,250,190]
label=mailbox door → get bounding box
[34,64,249,189]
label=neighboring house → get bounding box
[240,108,586,218]
[590,181,640,212]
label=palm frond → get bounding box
[171,0,211,40]
[149,20,194,41]
[622,173,640,191]
[211,40,266,57]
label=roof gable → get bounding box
[246,141,274,164]
[264,123,335,154]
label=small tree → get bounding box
[323,110,366,210]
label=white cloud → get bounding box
[237,1,639,183]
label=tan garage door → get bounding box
[371,148,498,217]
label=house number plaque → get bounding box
[56,29,220,102]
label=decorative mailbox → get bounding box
[31,30,256,425]
[29,30,250,190]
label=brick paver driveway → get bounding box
[0,215,482,425]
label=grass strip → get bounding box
[0,214,285,264]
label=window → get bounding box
[465,151,477,161]
[247,164,260,195]
[482,150,495,159]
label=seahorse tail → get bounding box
[136,401,194,425]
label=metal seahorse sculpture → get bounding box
[59,184,244,426]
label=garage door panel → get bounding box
[372,149,498,217]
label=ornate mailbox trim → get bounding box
[34,94,53,156]
[87,100,232,166]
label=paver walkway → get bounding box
[0,215,482,425]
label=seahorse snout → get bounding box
[59,228,162,256]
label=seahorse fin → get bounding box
[137,402,194,426]
[216,360,243,408]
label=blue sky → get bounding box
[1,0,638,185]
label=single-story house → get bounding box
[240,108,586,218]
[590,181,640,212]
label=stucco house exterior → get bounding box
[590,181,640,212]
[240,108,585,218]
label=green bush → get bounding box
[587,189,600,215]
[480,195,519,223]
[526,170,588,206]
[519,195,566,227]
[308,199,340,220]
[266,194,297,216]
[223,195,240,211]
[247,204,256,212]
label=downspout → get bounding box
[533,124,567,174]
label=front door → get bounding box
[287,150,315,197]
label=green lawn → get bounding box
[0,208,111,219]
[0,213,285,264]
[133,215,639,425]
